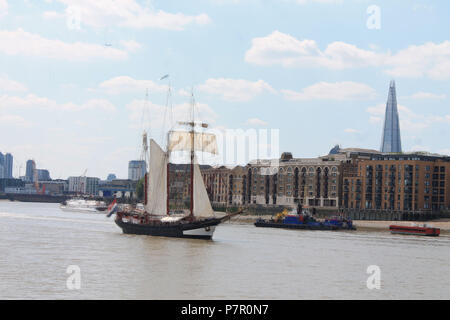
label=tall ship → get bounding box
[108,91,240,239]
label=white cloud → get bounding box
[198,78,276,102]
[0,29,128,61]
[0,115,32,128]
[178,88,191,97]
[366,103,450,131]
[245,31,384,70]
[42,10,64,19]
[245,31,450,80]
[46,0,211,31]
[282,81,376,101]
[369,116,382,124]
[210,0,245,4]
[0,75,27,92]
[385,41,450,80]
[246,118,268,126]
[408,91,446,100]
[344,128,358,133]
[0,0,7,17]
[295,0,344,4]
[95,76,168,95]
[122,10,211,30]
[0,93,116,112]
[366,103,385,116]
[295,0,343,4]
[119,40,142,53]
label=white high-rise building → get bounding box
[68,176,100,195]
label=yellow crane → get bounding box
[274,209,289,222]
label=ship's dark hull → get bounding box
[115,216,222,240]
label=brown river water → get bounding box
[0,201,448,299]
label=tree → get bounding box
[136,176,145,201]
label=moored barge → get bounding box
[389,224,440,237]
[254,208,356,231]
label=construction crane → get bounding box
[33,166,46,195]
[274,209,289,222]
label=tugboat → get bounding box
[255,205,355,231]
[389,224,440,237]
[107,96,241,239]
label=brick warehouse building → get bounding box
[166,145,449,213]
[202,165,247,207]
[245,152,342,208]
[343,153,450,212]
[200,148,380,209]
[198,148,450,213]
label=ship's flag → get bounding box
[106,198,118,218]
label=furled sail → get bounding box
[145,139,168,215]
[192,156,215,218]
[168,131,218,155]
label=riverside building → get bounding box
[199,147,450,213]
[200,148,372,209]
[68,176,100,195]
[342,153,450,211]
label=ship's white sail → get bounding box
[168,131,218,154]
[145,139,168,215]
[193,156,215,218]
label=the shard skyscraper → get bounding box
[380,80,402,153]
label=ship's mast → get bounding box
[159,74,172,216]
[189,91,195,218]
[176,91,196,218]
[174,90,209,219]
[166,130,170,216]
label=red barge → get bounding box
[389,224,440,237]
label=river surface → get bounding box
[0,201,448,299]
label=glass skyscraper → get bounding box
[0,152,13,178]
[26,159,36,182]
[380,80,402,153]
[5,153,13,178]
[128,160,147,181]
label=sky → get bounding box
[0,0,449,179]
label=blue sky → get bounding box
[0,0,449,179]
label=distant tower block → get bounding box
[380,80,402,153]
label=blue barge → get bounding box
[254,208,356,231]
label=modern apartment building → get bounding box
[342,153,450,211]
[68,176,100,195]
